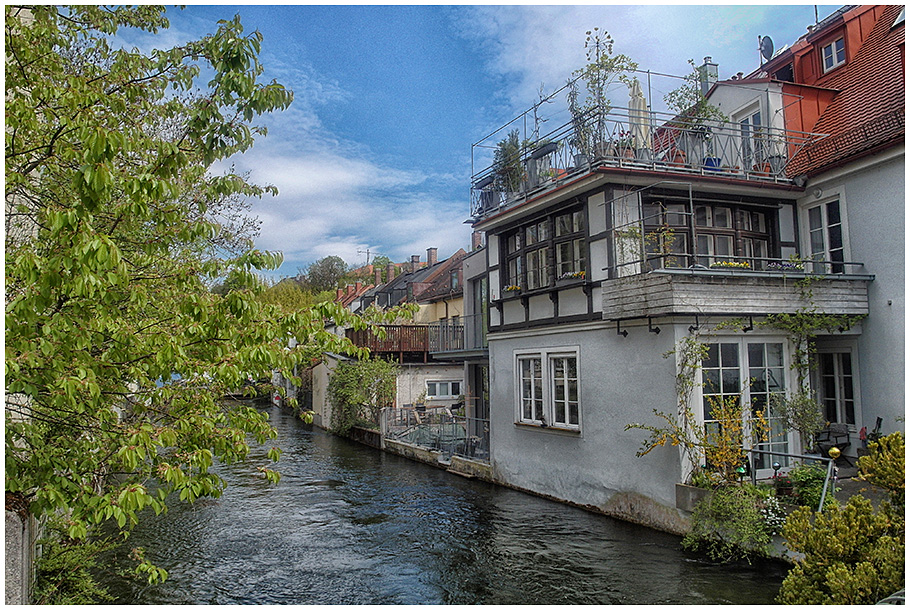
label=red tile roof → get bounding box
[789,4,905,176]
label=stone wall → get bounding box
[5,510,39,604]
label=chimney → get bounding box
[374,266,382,285]
[471,231,484,250]
[386,263,395,281]
[335,288,343,300]
[346,284,354,296]
[410,254,420,273]
[427,247,438,266]
[355,281,362,293]
[698,56,718,96]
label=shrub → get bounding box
[787,462,839,510]
[33,520,115,604]
[328,357,398,435]
[682,484,778,562]
[778,431,905,604]
[777,497,904,604]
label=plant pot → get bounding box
[703,157,722,171]
[574,153,589,168]
[556,277,584,287]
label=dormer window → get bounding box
[821,37,846,72]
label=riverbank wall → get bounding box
[346,424,690,536]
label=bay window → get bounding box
[641,198,775,270]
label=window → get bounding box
[816,351,856,426]
[501,206,586,292]
[739,109,765,169]
[642,202,689,268]
[555,210,585,279]
[426,380,461,399]
[450,269,460,291]
[701,340,790,470]
[822,37,846,72]
[640,199,774,270]
[516,348,580,430]
[806,200,845,273]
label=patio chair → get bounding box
[815,422,853,466]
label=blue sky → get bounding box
[133,4,841,278]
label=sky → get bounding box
[123,4,842,278]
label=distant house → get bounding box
[464,5,902,533]
[310,248,471,433]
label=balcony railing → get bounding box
[428,313,488,354]
[471,105,827,219]
[382,406,490,462]
[347,320,487,357]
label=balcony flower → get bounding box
[558,270,586,280]
[504,285,521,292]
[710,260,751,270]
[768,260,806,272]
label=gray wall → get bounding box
[802,149,905,435]
[487,321,683,516]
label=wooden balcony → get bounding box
[346,324,469,362]
[602,268,872,321]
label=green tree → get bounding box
[778,432,905,604]
[328,357,399,435]
[306,255,348,292]
[5,5,404,583]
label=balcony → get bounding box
[470,105,826,221]
[346,320,487,362]
[429,313,489,360]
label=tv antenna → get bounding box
[759,35,775,64]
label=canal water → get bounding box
[99,404,786,604]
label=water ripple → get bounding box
[98,404,785,604]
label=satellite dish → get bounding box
[760,36,775,61]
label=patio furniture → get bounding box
[815,422,853,466]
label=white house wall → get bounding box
[802,148,905,436]
[487,322,685,530]
[396,363,466,409]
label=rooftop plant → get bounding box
[566,28,637,158]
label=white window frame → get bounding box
[425,380,461,400]
[822,37,846,72]
[694,335,798,475]
[800,190,849,274]
[515,347,581,431]
[812,341,861,430]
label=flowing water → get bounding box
[99,404,786,604]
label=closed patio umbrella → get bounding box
[628,80,651,158]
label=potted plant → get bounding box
[663,59,728,167]
[566,28,637,161]
[493,129,527,195]
[770,390,826,454]
[556,270,586,286]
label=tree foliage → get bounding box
[778,432,905,604]
[328,357,399,435]
[5,5,404,578]
[305,255,348,292]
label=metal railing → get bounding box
[428,313,487,353]
[382,406,490,462]
[747,449,836,512]
[471,105,827,219]
[609,208,865,278]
